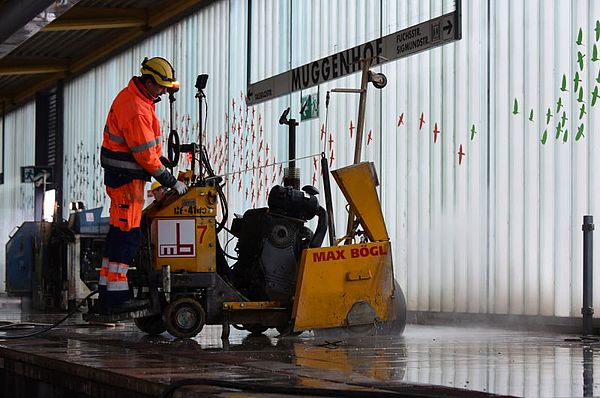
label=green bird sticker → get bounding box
[578,86,585,103]
[561,111,568,128]
[556,97,564,113]
[593,45,599,62]
[576,123,585,141]
[555,123,562,139]
[577,51,585,71]
[574,71,582,92]
[541,129,548,144]
[529,109,534,122]
[596,20,600,41]
[561,74,568,91]
[597,69,600,84]
[578,28,584,45]
[580,103,587,119]
[592,86,600,107]
[546,108,553,124]
[563,129,569,143]
[470,124,477,140]
[513,98,519,115]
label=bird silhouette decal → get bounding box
[561,75,568,92]
[579,103,587,119]
[574,71,582,92]
[592,86,600,107]
[576,123,585,141]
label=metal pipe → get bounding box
[352,58,371,164]
[198,92,203,182]
[320,153,336,246]
[330,88,365,93]
[168,91,176,172]
[289,118,297,170]
[344,58,371,244]
[582,215,595,336]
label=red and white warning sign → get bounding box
[157,219,195,257]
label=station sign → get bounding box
[247,10,461,106]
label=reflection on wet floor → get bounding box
[0,297,598,397]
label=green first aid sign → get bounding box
[301,94,319,121]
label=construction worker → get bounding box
[97,56,188,314]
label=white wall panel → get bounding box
[538,1,557,316]
[0,102,36,292]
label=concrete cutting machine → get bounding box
[84,73,406,339]
[83,157,406,338]
[85,157,406,338]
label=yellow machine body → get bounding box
[291,161,401,332]
[292,241,395,331]
[331,161,389,242]
[146,187,218,273]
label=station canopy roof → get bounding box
[0,0,208,113]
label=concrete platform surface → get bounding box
[0,311,596,398]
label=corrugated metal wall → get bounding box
[379,0,600,318]
[0,102,36,292]
[53,0,600,319]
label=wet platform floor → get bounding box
[0,305,597,397]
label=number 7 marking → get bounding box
[197,225,208,243]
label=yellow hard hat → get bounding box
[151,181,162,190]
[140,57,179,88]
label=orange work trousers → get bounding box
[106,179,145,231]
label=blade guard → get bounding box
[291,241,395,331]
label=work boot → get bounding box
[109,298,150,314]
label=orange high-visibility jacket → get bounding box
[100,77,175,188]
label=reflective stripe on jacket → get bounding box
[101,77,172,186]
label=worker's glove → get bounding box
[173,180,188,195]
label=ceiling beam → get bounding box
[0,64,66,75]
[42,8,148,31]
[43,17,147,31]
[0,57,68,75]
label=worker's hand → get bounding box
[173,180,188,195]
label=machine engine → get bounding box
[229,185,327,304]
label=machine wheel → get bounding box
[243,324,268,335]
[381,280,407,335]
[134,315,166,335]
[163,298,206,338]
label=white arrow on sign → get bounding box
[247,10,461,106]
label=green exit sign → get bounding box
[300,93,319,121]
